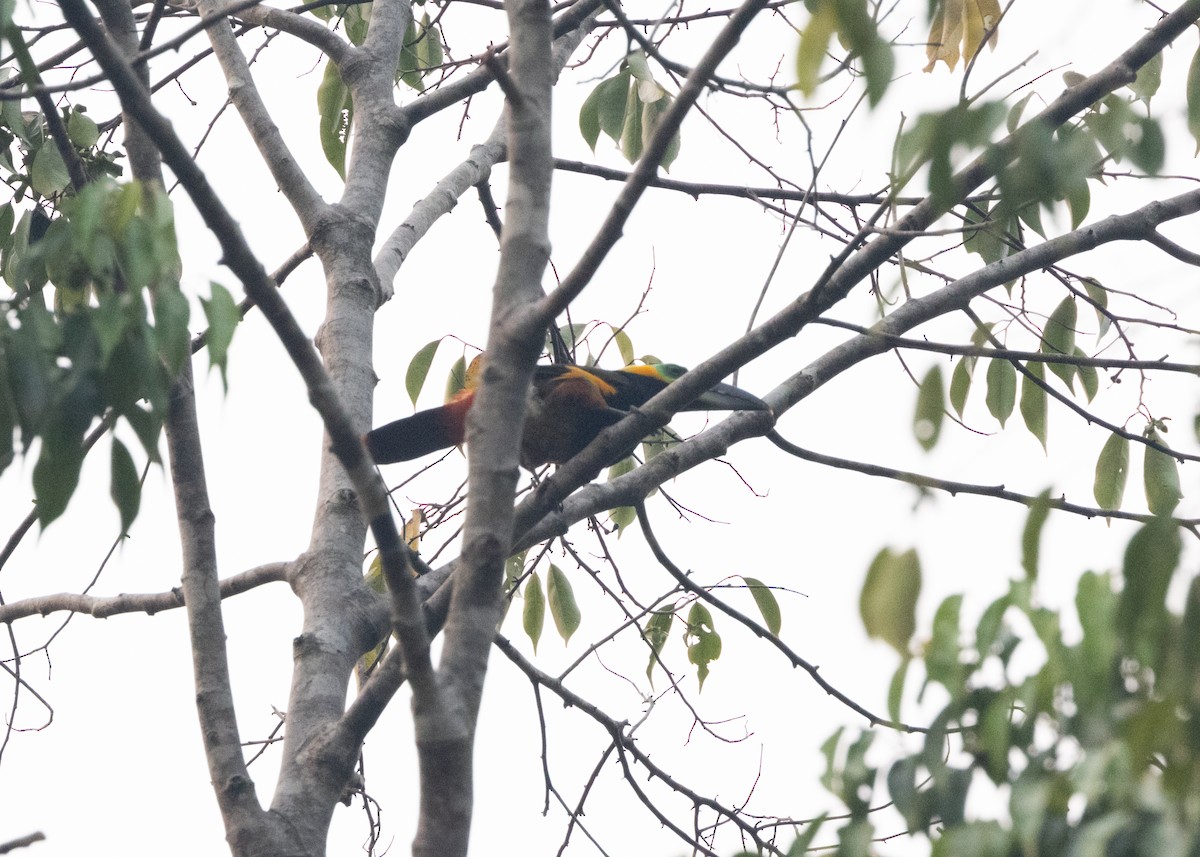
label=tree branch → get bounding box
[0,562,290,622]
[197,0,329,231]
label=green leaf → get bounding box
[795,1,838,97]
[364,558,396,661]
[1074,347,1098,402]
[66,108,99,148]
[607,455,636,534]
[931,821,1009,857]
[925,594,965,697]
[316,58,351,179]
[819,727,844,794]
[397,15,424,91]
[1128,115,1165,175]
[913,365,944,451]
[608,503,635,533]
[1188,44,1200,155]
[1093,432,1129,512]
[1075,570,1116,708]
[975,592,1010,660]
[643,609,673,683]
[415,14,443,74]
[618,77,644,164]
[200,282,239,388]
[949,356,974,417]
[503,549,527,592]
[153,286,191,377]
[860,547,921,655]
[580,71,631,151]
[109,437,141,533]
[32,440,84,527]
[640,90,681,171]
[685,601,721,690]
[1080,277,1110,340]
[626,50,653,83]
[887,756,922,831]
[444,355,468,401]
[785,812,827,857]
[1018,361,1047,451]
[611,325,634,366]
[0,201,14,254]
[742,576,781,636]
[1042,296,1077,390]
[123,404,162,462]
[30,142,70,196]
[1020,489,1051,581]
[405,339,441,406]
[1006,92,1035,134]
[522,571,545,653]
[1143,425,1182,516]
[984,358,1016,427]
[592,69,632,148]
[547,563,580,645]
[1064,175,1090,229]
[887,656,909,726]
[1129,51,1162,103]
[1118,517,1181,661]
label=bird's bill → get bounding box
[690,381,770,412]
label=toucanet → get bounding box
[366,356,768,469]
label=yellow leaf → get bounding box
[925,0,1000,73]
[404,508,423,551]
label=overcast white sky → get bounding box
[1,1,1197,855]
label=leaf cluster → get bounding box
[814,510,1198,857]
[0,180,234,530]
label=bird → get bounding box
[366,356,769,470]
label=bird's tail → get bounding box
[365,395,473,464]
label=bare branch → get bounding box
[197,0,329,229]
[0,562,290,623]
[635,503,933,732]
[765,433,1200,532]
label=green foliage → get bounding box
[1019,490,1051,581]
[356,553,389,687]
[795,0,894,106]
[547,563,580,645]
[642,609,673,684]
[898,102,1006,207]
[317,59,352,179]
[859,547,920,655]
[807,516,1200,857]
[109,437,141,533]
[405,338,443,405]
[1042,296,1077,389]
[578,52,681,171]
[1142,422,1182,516]
[1018,361,1047,450]
[397,12,444,92]
[0,180,188,527]
[606,454,636,534]
[1093,432,1130,512]
[989,120,1100,236]
[983,357,1015,427]
[522,571,545,653]
[200,282,239,389]
[685,601,721,690]
[1083,93,1166,175]
[742,576,782,636]
[913,364,944,451]
[949,355,974,417]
